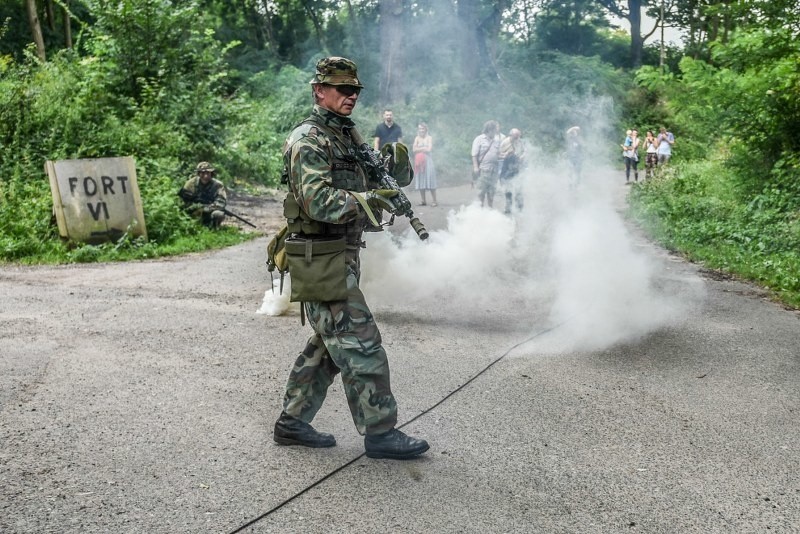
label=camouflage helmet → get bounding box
[309,57,363,88]
[196,161,215,173]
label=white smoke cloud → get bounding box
[525,167,701,352]
[360,159,703,354]
[361,203,516,307]
[256,276,300,316]
[259,103,703,351]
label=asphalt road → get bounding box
[1,174,798,533]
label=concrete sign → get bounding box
[46,157,147,244]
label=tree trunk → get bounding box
[26,0,46,61]
[63,0,72,48]
[345,0,367,59]
[456,0,480,81]
[379,0,406,105]
[300,0,325,51]
[476,3,504,80]
[596,0,646,67]
[259,0,277,53]
[45,0,55,31]
[628,0,644,67]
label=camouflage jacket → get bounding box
[179,176,227,210]
[283,105,379,246]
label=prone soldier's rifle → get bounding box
[221,208,257,228]
[178,188,257,228]
[350,129,429,241]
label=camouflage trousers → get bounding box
[282,263,398,435]
[476,167,498,207]
[190,207,225,228]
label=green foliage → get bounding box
[709,28,800,163]
[630,158,800,308]
[640,27,800,176]
[0,1,261,264]
[533,0,612,58]
[627,23,800,308]
[494,50,628,147]
[217,65,311,186]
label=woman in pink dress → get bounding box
[413,122,438,206]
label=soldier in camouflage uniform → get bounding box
[178,162,227,228]
[273,57,429,460]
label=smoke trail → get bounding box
[256,277,300,316]
[361,159,703,354]
[522,166,702,353]
[361,204,516,307]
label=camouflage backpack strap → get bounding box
[280,116,331,235]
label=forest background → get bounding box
[1,0,799,308]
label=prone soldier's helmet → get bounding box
[196,161,215,173]
[309,57,363,88]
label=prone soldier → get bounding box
[178,162,227,228]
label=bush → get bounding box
[0,2,259,264]
[629,158,800,307]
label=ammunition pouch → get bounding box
[285,236,348,302]
[266,225,289,274]
[284,193,325,235]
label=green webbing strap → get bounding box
[350,192,381,227]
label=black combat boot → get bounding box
[364,428,429,460]
[273,412,336,448]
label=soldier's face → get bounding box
[316,84,359,116]
[199,171,213,183]
[384,111,393,124]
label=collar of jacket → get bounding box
[312,105,355,131]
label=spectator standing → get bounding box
[498,128,525,214]
[644,130,659,179]
[373,109,403,150]
[471,120,501,208]
[622,128,640,184]
[566,126,583,186]
[412,122,438,206]
[657,127,675,165]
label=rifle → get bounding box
[221,208,257,228]
[351,130,429,240]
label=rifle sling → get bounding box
[349,191,381,227]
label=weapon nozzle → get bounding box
[410,217,429,240]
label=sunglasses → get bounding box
[335,85,361,97]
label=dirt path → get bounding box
[224,189,285,235]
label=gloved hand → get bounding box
[187,203,204,212]
[366,189,399,213]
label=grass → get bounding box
[628,160,800,310]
